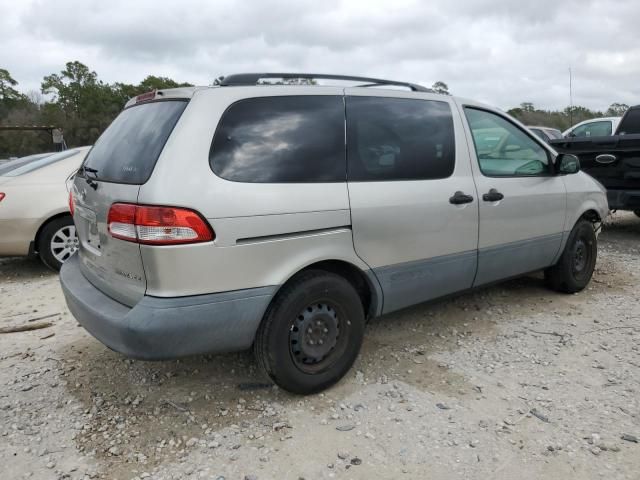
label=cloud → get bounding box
[1,0,638,111]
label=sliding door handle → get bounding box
[449,191,474,205]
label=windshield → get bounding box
[0,150,76,177]
[82,100,188,184]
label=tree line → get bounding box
[0,62,192,157]
[0,62,632,157]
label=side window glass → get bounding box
[572,121,612,137]
[346,97,455,181]
[530,128,550,143]
[464,108,550,177]
[210,96,345,183]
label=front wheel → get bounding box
[634,210,640,218]
[545,219,597,293]
[254,270,365,394]
[38,216,78,271]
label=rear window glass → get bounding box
[210,96,345,183]
[0,150,76,177]
[618,109,640,135]
[346,96,455,181]
[83,100,187,184]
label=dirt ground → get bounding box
[1,212,639,480]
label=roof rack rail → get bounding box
[219,73,432,93]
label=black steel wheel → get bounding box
[545,218,597,293]
[254,270,365,394]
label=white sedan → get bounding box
[0,147,90,270]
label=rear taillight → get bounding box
[68,191,74,215]
[0,193,5,202]
[107,203,214,245]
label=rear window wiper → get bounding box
[81,165,99,176]
[80,165,99,190]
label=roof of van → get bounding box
[124,73,442,108]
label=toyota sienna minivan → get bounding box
[61,73,608,394]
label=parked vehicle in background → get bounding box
[563,117,621,138]
[528,126,563,143]
[60,73,608,394]
[551,105,640,216]
[0,147,90,270]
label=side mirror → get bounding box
[556,153,580,175]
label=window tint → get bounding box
[571,120,612,137]
[618,109,640,135]
[346,97,455,181]
[83,100,187,184]
[464,108,550,177]
[529,128,550,143]
[546,129,563,140]
[210,96,345,183]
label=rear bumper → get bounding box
[60,254,276,360]
[607,189,640,210]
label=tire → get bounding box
[37,216,78,271]
[634,210,640,218]
[545,219,597,293]
[254,270,365,394]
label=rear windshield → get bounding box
[0,150,75,177]
[83,100,187,184]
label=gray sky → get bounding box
[1,0,638,111]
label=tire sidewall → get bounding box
[264,273,365,394]
[564,220,597,290]
[38,216,75,271]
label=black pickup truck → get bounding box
[550,105,640,216]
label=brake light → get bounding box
[107,203,214,245]
[135,90,156,103]
[68,191,74,215]
[0,193,5,202]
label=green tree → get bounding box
[138,75,192,91]
[0,68,24,103]
[431,81,450,95]
[606,103,629,117]
[41,61,105,114]
[520,102,535,112]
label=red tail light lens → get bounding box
[0,193,5,202]
[107,203,137,241]
[107,203,214,245]
[68,191,74,215]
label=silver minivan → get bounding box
[60,73,609,394]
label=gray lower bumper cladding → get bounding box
[60,254,276,360]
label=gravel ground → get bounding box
[1,212,639,480]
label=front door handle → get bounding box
[449,191,474,205]
[482,188,504,202]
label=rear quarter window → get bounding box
[209,96,345,183]
[83,100,187,184]
[346,97,456,181]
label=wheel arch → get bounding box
[33,211,72,254]
[268,259,383,321]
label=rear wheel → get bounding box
[254,270,365,394]
[545,219,597,293]
[634,210,640,218]
[38,216,78,271]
